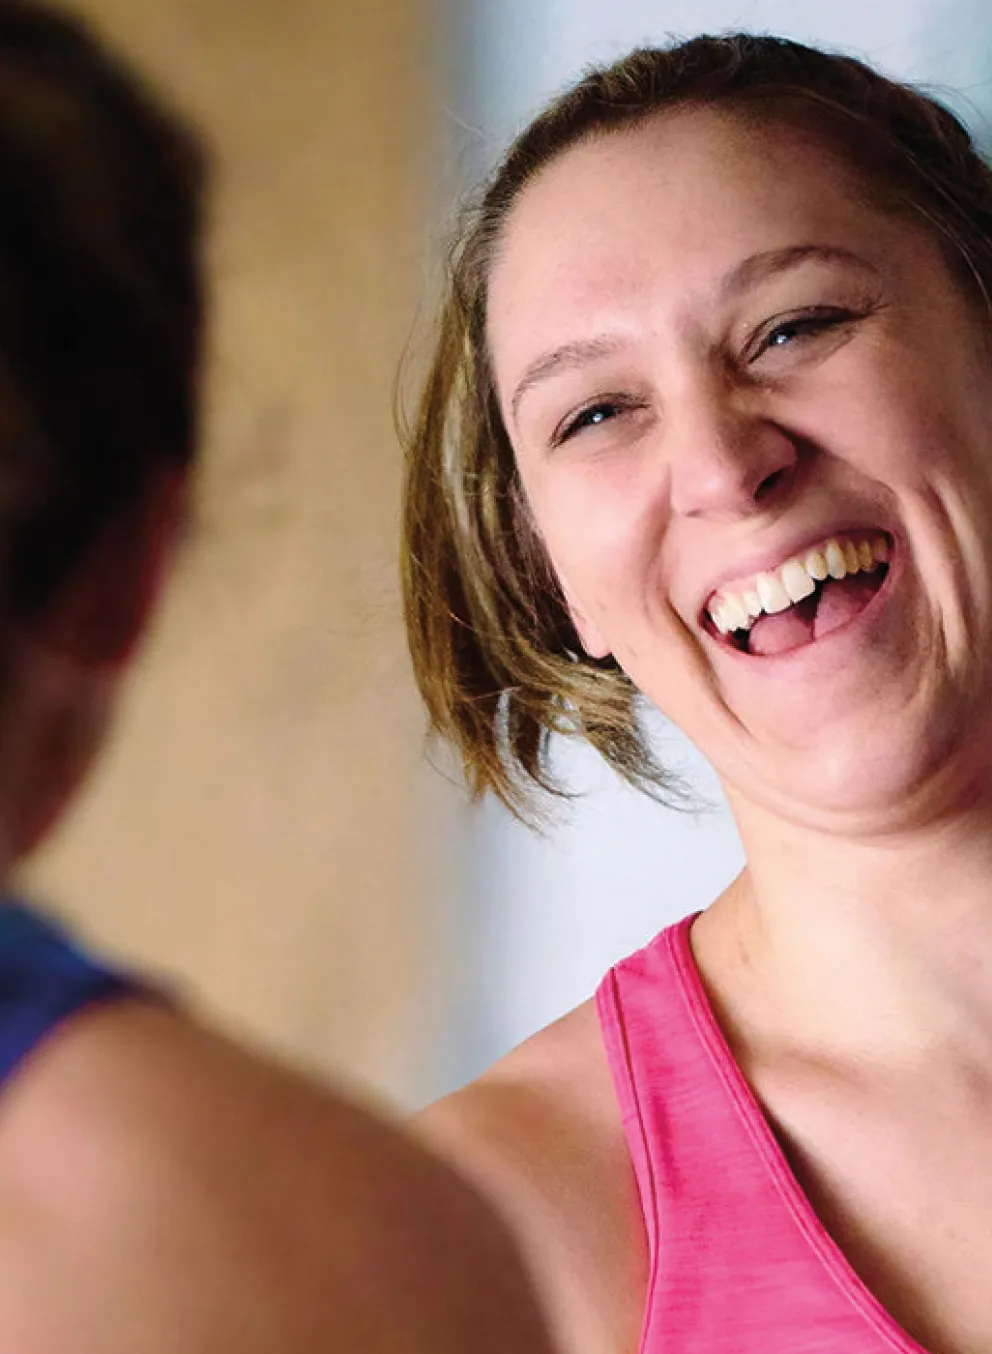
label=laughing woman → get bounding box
[404,35,992,1354]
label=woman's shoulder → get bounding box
[0,997,553,1353]
[415,1000,648,1354]
[421,997,610,1130]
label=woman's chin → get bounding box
[714,696,992,839]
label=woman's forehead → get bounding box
[487,108,906,365]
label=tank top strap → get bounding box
[596,912,927,1353]
[0,898,140,1087]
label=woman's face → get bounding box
[487,108,992,834]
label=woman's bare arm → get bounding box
[414,1002,647,1354]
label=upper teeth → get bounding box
[708,535,889,635]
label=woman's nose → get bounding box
[667,389,798,521]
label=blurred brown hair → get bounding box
[0,0,206,619]
[401,34,992,821]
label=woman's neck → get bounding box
[696,791,992,1073]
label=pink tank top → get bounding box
[595,912,930,1353]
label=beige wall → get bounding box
[22,0,447,1105]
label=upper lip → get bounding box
[696,521,894,626]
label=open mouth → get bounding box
[704,533,892,658]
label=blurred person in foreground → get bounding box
[0,3,553,1351]
[405,33,992,1354]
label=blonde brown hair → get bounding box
[401,34,992,821]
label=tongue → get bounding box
[813,571,880,640]
[747,594,816,656]
[747,574,881,657]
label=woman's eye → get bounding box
[554,399,630,446]
[751,308,858,362]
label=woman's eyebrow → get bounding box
[720,243,880,299]
[509,334,630,424]
[507,246,877,424]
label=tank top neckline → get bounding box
[663,911,929,1354]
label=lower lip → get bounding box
[709,541,902,670]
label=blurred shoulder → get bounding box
[0,997,551,1353]
[415,999,647,1354]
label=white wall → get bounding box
[437,0,992,1092]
